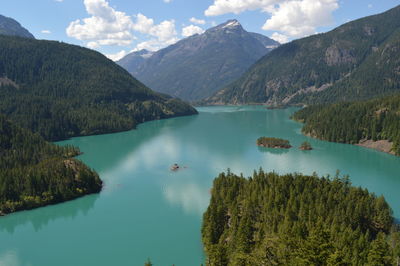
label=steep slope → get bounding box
[204,5,400,105]
[118,20,279,101]
[292,94,400,155]
[0,14,34,38]
[0,35,197,141]
[0,114,102,215]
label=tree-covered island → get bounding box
[257,137,292,149]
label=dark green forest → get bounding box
[202,170,400,265]
[0,35,197,141]
[0,115,102,215]
[292,94,400,155]
[257,137,291,149]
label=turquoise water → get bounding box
[1,106,399,265]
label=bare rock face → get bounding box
[325,45,356,66]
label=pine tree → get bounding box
[367,232,392,266]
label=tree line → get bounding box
[202,169,400,265]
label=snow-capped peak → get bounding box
[222,20,241,29]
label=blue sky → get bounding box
[1,0,399,60]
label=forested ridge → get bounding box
[203,5,400,106]
[0,115,102,215]
[0,35,197,141]
[292,94,400,155]
[202,170,400,265]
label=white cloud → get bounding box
[189,17,206,25]
[105,49,128,61]
[41,30,51,34]
[270,32,289,43]
[205,0,339,40]
[132,13,179,51]
[67,0,179,51]
[182,25,204,37]
[54,0,64,2]
[66,0,135,47]
[263,0,339,38]
[163,0,172,2]
[205,0,276,16]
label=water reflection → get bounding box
[0,194,99,233]
[163,181,210,216]
[0,250,20,266]
[257,146,290,155]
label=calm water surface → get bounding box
[1,106,399,266]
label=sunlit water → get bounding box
[1,106,399,266]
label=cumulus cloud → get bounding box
[66,0,135,47]
[67,0,179,51]
[133,14,179,50]
[182,25,205,37]
[41,30,51,34]
[270,32,289,43]
[189,17,206,25]
[262,0,339,38]
[105,49,129,61]
[205,0,275,16]
[205,0,339,40]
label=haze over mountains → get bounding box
[204,5,400,106]
[117,20,279,101]
[0,14,34,39]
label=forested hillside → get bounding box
[0,115,102,215]
[204,5,400,105]
[0,35,197,141]
[202,170,400,265]
[293,94,400,155]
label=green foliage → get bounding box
[292,94,400,155]
[0,35,197,141]
[205,5,400,105]
[300,141,312,150]
[0,115,102,215]
[202,169,399,265]
[256,137,291,148]
[367,232,393,265]
[144,258,153,266]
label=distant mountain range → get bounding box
[117,20,279,101]
[0,14,34,38]
[203,5,400,106]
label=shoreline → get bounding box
[356,139,396,156]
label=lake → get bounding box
[1,106,399,266]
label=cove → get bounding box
[0,106,399,266]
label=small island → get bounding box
[257,137,292,149]
[299,141,313,150]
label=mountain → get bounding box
[0,35,197,141]
[117,20,279,101]
[116,49,154,75]
[0,114,102,215]
[0,14,34,38]
[292,94,400,155]
[204,5,400,105]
